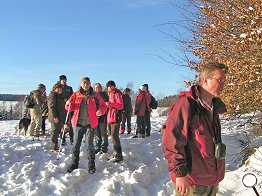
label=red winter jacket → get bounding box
[107,89,124,123]
[135,91,151,116]
[65,89,107,128]
[162,85,227,186]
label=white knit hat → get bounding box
[139,85,147,92]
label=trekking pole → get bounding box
[57,103,71,161]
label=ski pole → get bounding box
[57,103,71,160]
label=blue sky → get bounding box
[0,0,195,97]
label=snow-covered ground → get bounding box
[0,110,261,196]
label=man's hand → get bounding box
[54,117,58,124]
[176,176,190,195]
[96,110,102,116]
[66,100,71,106]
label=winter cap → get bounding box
[53,81,63,91]
[142,84,149,90]
[106,80,116,88]
[38,83,46,90]
[59,75,67,81]
[139,85,147,92]
[124,88,131,92]
[81,77,90,83]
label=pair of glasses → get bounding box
[209,77,226,84]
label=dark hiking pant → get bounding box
[71,125,95,167]
[108,122,122,149]
[50,121,63,148]
[41,116,47,133]
[145,110,151,136]
[136,115,145,135]
[120,112,131,130]
[94,121,108,151]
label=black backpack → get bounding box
[23,92,35,108]
[149,95,158,109]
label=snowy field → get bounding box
[0,110,261,196]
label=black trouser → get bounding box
[145,110,151,136]
[50,121,63,148]
[120,112,131,130]
[94,121,108,151]
[136,115,145,135]
[107,122,122,149]
[42,116,47,133]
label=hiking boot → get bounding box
[139,134,145,138]
[127,128,132,134]
[101,147,108,153]
[119,127,125,134]
[114,154,124,163]
[146,134,150,137]
[51,143,59,151]
[95,148,101,154]
[61,141,67,146]
[88,166,96,174]
[67,164,78,173]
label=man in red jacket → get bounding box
[106,80,124,163]
[162,62,228,196]
[65,77,107,174]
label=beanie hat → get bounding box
[124,88,131,92]
[139,85,147,92]
[106,80,116,88]
[81,77,90,83]
[53,81,63,91]
[59,75,67,81]
[143,84,149,90]
[38,83,46,90]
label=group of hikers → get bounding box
[22,61,229,195]
[24,75,156,174]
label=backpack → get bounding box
[23,92,35,108]
[114,90,124,123]
[149,95,158,109]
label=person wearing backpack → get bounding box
[133,85,151,138]
[162,62,228,196]
[59,75,74,145]
[142,84,153,137]
[65,77,107,174]
[106,80,124,163]
[28,84,46,137]
[119,88,133,134]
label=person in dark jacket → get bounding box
[162,62,228,196]
[48,82,67,151]
[119,88,132,134]
[66,77,107,174]
[142,84,152,137]
[93,83,109,154]
[106,80,124,163]
[59,75,74,145]
[133,85,151,138]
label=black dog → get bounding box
[18,118,31,136]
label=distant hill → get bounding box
[0,94,26,101]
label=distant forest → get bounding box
[0,94,26,101]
